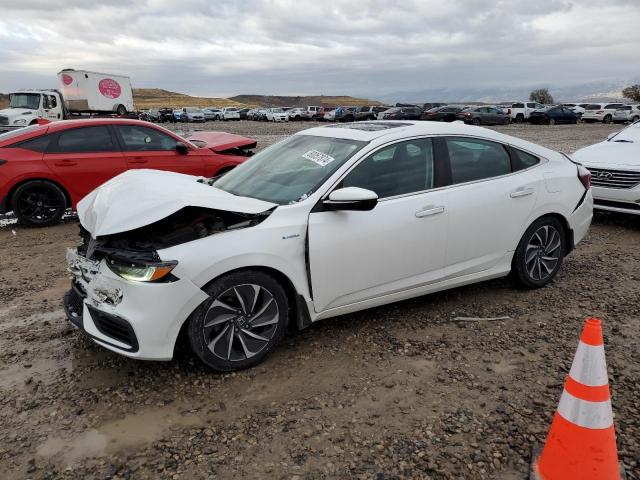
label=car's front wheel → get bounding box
[187,271,289,371]
[512,216,565,289]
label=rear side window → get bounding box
[512,103,524,108]
[446,137,511,184]
[51,126,115,153]
[604,104,623,109]
[586,104,601,110]
[13,135,51,153]
[511,147,540,171]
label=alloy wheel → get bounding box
[15,184,65,225]
[202,284,279,362]
[525,225,562,281]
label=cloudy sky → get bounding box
[1,0,639,98]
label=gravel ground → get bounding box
[1,122,638,480]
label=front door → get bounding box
[113,124,205,175]
[308,138,448,313]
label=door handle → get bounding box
[415,205,445,218]
[54,160,77,166]
[510,187,534,198]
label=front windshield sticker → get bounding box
[302,149,336,167]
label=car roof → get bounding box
[296,120,557,156]
[42,118,166,133]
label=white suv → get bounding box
[222,107,241,121]
[581,103,625,123]
[613,105,640,124]
[65,121,592,371]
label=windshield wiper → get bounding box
[613,139,633,143]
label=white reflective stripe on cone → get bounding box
[557,390,613,429]
[568,341,608,387]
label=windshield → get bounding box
[214,134,367,204]
[10,93,41,110]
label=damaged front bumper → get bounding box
[63,248,208,360]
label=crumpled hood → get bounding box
[186,132,257,152]
[77,169,277,237]
[573,142,640,169]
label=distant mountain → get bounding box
[229,94,381,107]
[375,79,639,104]
[133,89,246,108]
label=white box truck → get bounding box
[0,69,135,131]
[58,69,134,115]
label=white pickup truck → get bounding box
[0,69,134,131]
[505,101,545,123]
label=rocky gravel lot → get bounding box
[0,122,638,480]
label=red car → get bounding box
[0,119,256,226]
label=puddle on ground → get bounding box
[0,340,72,390]
[37,407,202,464]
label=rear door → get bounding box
[442,137,540,277]
[113,124,205,175]
[44,125,127,200]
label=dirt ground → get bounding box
[0,122,638,480]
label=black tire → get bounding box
[631,116,639,123]
[503,117,511,125]
[603,115,612,124]
[116,104,127,116]
[512,216,566,289]
[12,180,67,227]
[187,270,289,371]
[549,118,556,126]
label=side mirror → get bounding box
[323,187,378,211]
[176,143,189,154]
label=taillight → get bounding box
[577,164,591,190]
[596,110,604,114]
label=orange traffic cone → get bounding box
[532,318,624,480]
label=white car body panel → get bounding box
[67,121,592,360]
[572,122,640,214]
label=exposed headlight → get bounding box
[107,260,178,282]
[13,119,27,125]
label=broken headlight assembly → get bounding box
[106,259,178,283]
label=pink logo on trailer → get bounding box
[98,78,122,99]
[61,74,73,85]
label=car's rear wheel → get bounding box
[188,271,289,371]
[12,180,67,227]
[512,216,565,289]
[116,104,127,116]
[502,117,511,125]
[549,118,556,125]
[631,115,639,123]
[515,114,524,124]
[603,115,612,124]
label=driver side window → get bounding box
[341,139,434,199]
[115,125,178,151]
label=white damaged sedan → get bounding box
[64,121,593,371]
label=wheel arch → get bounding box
[176,265,311,351]
[520,212,574,256]
[6,177,72,212]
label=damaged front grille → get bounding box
[79,206,272,263]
